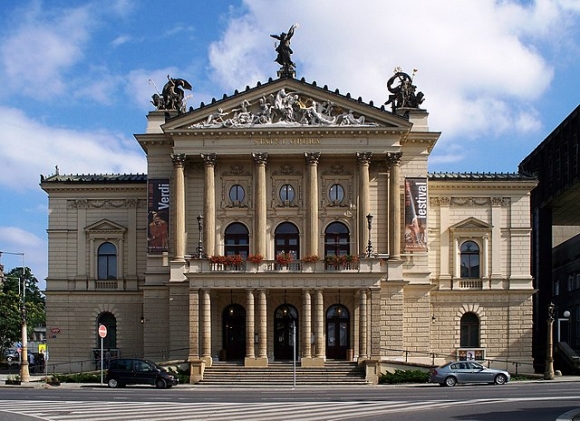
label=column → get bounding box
[201,289,212,362]
[253,153,268,256]
[201,154,217,256]
[387,152,402,258]
[315,289,325,359]
[305,153,321,256]
[302,289,312,359]
[357,152,372,255]
[245,289,255,360]
[258,289,268,359]
[359,289,368,360]
[172,154,186,261]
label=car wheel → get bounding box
[494,374,507,385]
[107,378,119,388]
[155,378,167,389]
[6,356,13,362]
[444,376,457,387]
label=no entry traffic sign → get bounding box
[98,324,107,338]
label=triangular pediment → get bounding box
[85,219,127,234]
[450,217,492,231]
[162,77,412,132]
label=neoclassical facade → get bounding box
[41,74,538,381]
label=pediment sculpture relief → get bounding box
[189,89,379,129]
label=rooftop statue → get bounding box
[271,24,299,76]
[151,75,193,113]
[385,68,425,112]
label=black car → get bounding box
[105,358,178,389]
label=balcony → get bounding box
[186,257,388,274]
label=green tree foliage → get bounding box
[0,266,45,351]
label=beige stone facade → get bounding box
[41,76,538,380]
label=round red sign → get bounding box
[98,324,107,338]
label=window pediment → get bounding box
[85,219,127,235]
[450,217,491,233]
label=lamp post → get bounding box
[557,310,571,343]
[0,250,30,382]
[196,214,204,259]
[544,302,555,380]
[366,213,374,258]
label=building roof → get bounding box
[428,172,536,181]
[40,173,147,184]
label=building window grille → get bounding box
[329,183,345,204]
[97,242,117,280]
[224,222,249,258]
[460,312,480,348]
[324,222,350,257]
[460,241,480,279]
[228,184,245,205]
[279,184,295,204]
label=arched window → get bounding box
[460,312,480,347]
[324,222,350,256]
[229,184,245,204]
[224,223,249,258]
[98,242,117,280]
[97,312,117,349]
[279,184,295,204]
[329,183,345,204]
[275,222,299,258]
[460,241,480,278]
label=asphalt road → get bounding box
[0,381,578,420]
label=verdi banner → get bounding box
[404,177,428,252]
[147,179,170,253]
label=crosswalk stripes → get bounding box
[0,400,443,421]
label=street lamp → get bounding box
[0,251,30,382]
[366,214,374,258]
[544,302,555,380]
[557,310,571,343]
[196,214,204,259]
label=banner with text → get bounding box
[147,179,170,253]
[404,177,428,252]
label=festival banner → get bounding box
[404,177,428,252]
[147,179,170,253]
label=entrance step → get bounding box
[199,361,368,386]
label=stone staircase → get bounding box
[199,361,368,386]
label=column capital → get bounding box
[305,152,321,164]
[386,151,403,165]
[356,151,373,164]
[200,153,217,166]
[172,153,186,166]
[252,152,268,165]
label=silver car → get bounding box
[429,361,510,387]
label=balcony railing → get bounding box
[187,258,387,274]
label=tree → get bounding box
[0,266,45,352]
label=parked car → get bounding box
[105,358,178,389]
[429,361,510,387]
[3,349,19,364]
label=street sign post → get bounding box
[98,325,107,384]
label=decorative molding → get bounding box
[69,199,145,209]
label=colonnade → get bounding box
[170,150,403,258]
[192,287,370,366]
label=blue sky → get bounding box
[0,0,579,289]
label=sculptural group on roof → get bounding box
[190,89,377,129]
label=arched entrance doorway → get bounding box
[274,304,299,361]
[326,304,349,360]
[223,304,246,361]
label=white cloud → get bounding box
[0,4,93,98]
[206,0,576,146]
[0,107,146,192]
